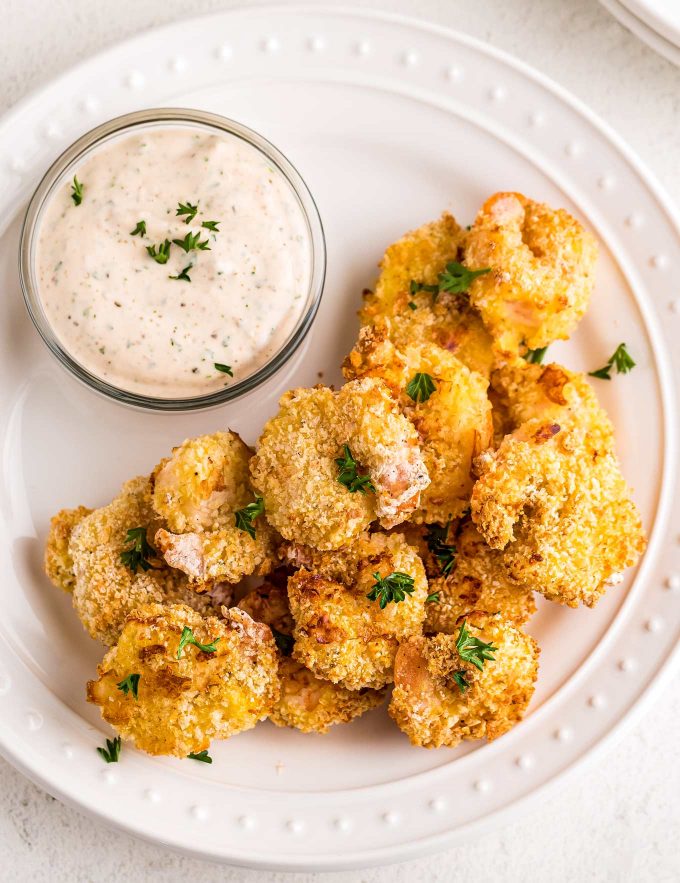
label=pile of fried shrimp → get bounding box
[45,191,646,758]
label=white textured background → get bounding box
[1,1,679,880]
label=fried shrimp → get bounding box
[344,327,493,523]
[69,476,217,645]
[87,603,279,756]
[287,532,428,690]
[238,583,386,733]
[151,431,277,585]
[358,213,494,378]
[423,520,536,634]
[389,613,539,748]
[250,378,429,551]
[464,192,598,355]
[471,362,645,607]
[44,505,92,593]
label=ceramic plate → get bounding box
[0,6,678,871]
[600,0,680,65]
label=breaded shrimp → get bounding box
[44,505,92,592]
[151,431,277,585]
[87,603,278,756]
[69,476,217,645]
[250,379,429,551]
[389,613,539,748]
[238,584,386,733]
[344,327,493,522]
[465,193,598,355]
[471,365,646,606]
[423,520,536,633]
[287,532,428,690]
[358,213,494,378]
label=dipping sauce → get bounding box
[35,125,313,398]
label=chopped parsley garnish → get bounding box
[410,261,491,301]
[456,619,497,670]
[176,627,220,660]
[130,220,147,237]
[407,301,418,310]
[120,527,156,573]
[169,264,192,282]
[146,239,172,264]
[588,343,636,380]
[71,176,84,206]
[366,572,415,609]
[172,230,211,253]
[176,200,199,224]
[271,628,294,656]
[201,220,220,232]
[406,372,437,403]
[117,673,140,699]
[426,592,440,604]
[234,497,265,539]
[425,523,457,576]
[188,750,212,763]
[524,346,548,365]
[214,363,233,376]
[452,671,469,693]
[97,736,121,764]
[335,445,375,494]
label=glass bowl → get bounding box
[19,108,326,411]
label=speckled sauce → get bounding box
[36,125,312,398]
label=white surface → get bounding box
[620,0,680,46]
[600,0,680,66]
[0,0,679,880]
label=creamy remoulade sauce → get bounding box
[36,126,312,398]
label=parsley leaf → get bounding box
[214,363,233,376]
[409,279,438,296]
[410,261,490,301]
[335,445,376,494]
[176,627,220,660]
[406,372,437,403]
[452,671,469,693]
[588,343,636,380]
[172,230,211,253]
[188,750,212,763]
[425,523,457,576]
[120,527,156,573]
[271,628,294,656]
[455,620,497,671]
[97,736,121,764]
[407,301,418,310]
[169,264,192,282]
[234,497,265,539]
[366,572,415,609]
[524,346,548,365]
[426,592,440,604]
[116,673,140,699]
[176,201,199,224]
[71,176,84,206]
[130,220,147,237]
[201,220,220,232]
[146,239,172,264]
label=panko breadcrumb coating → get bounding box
[238,584,386,733]
[250,378,429,550]
[87,603,279,756]
[287,532,428,690]
[471,362,645,606]
[44,505,92,592]
[344,327,492,523]
[423,520,536,633]
[465,192,597,355]
[358,213,494,378]
[151,431,277,585]
[389,613,539,748]
[70,476,216,645]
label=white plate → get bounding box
[600,0,680,65]
[0,6,678,872]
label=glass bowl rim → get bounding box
[18,107,326,412]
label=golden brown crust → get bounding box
[44,506,92,593]
[87,603,279,756]
[465,192,597,355]
[389,614,539,748]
